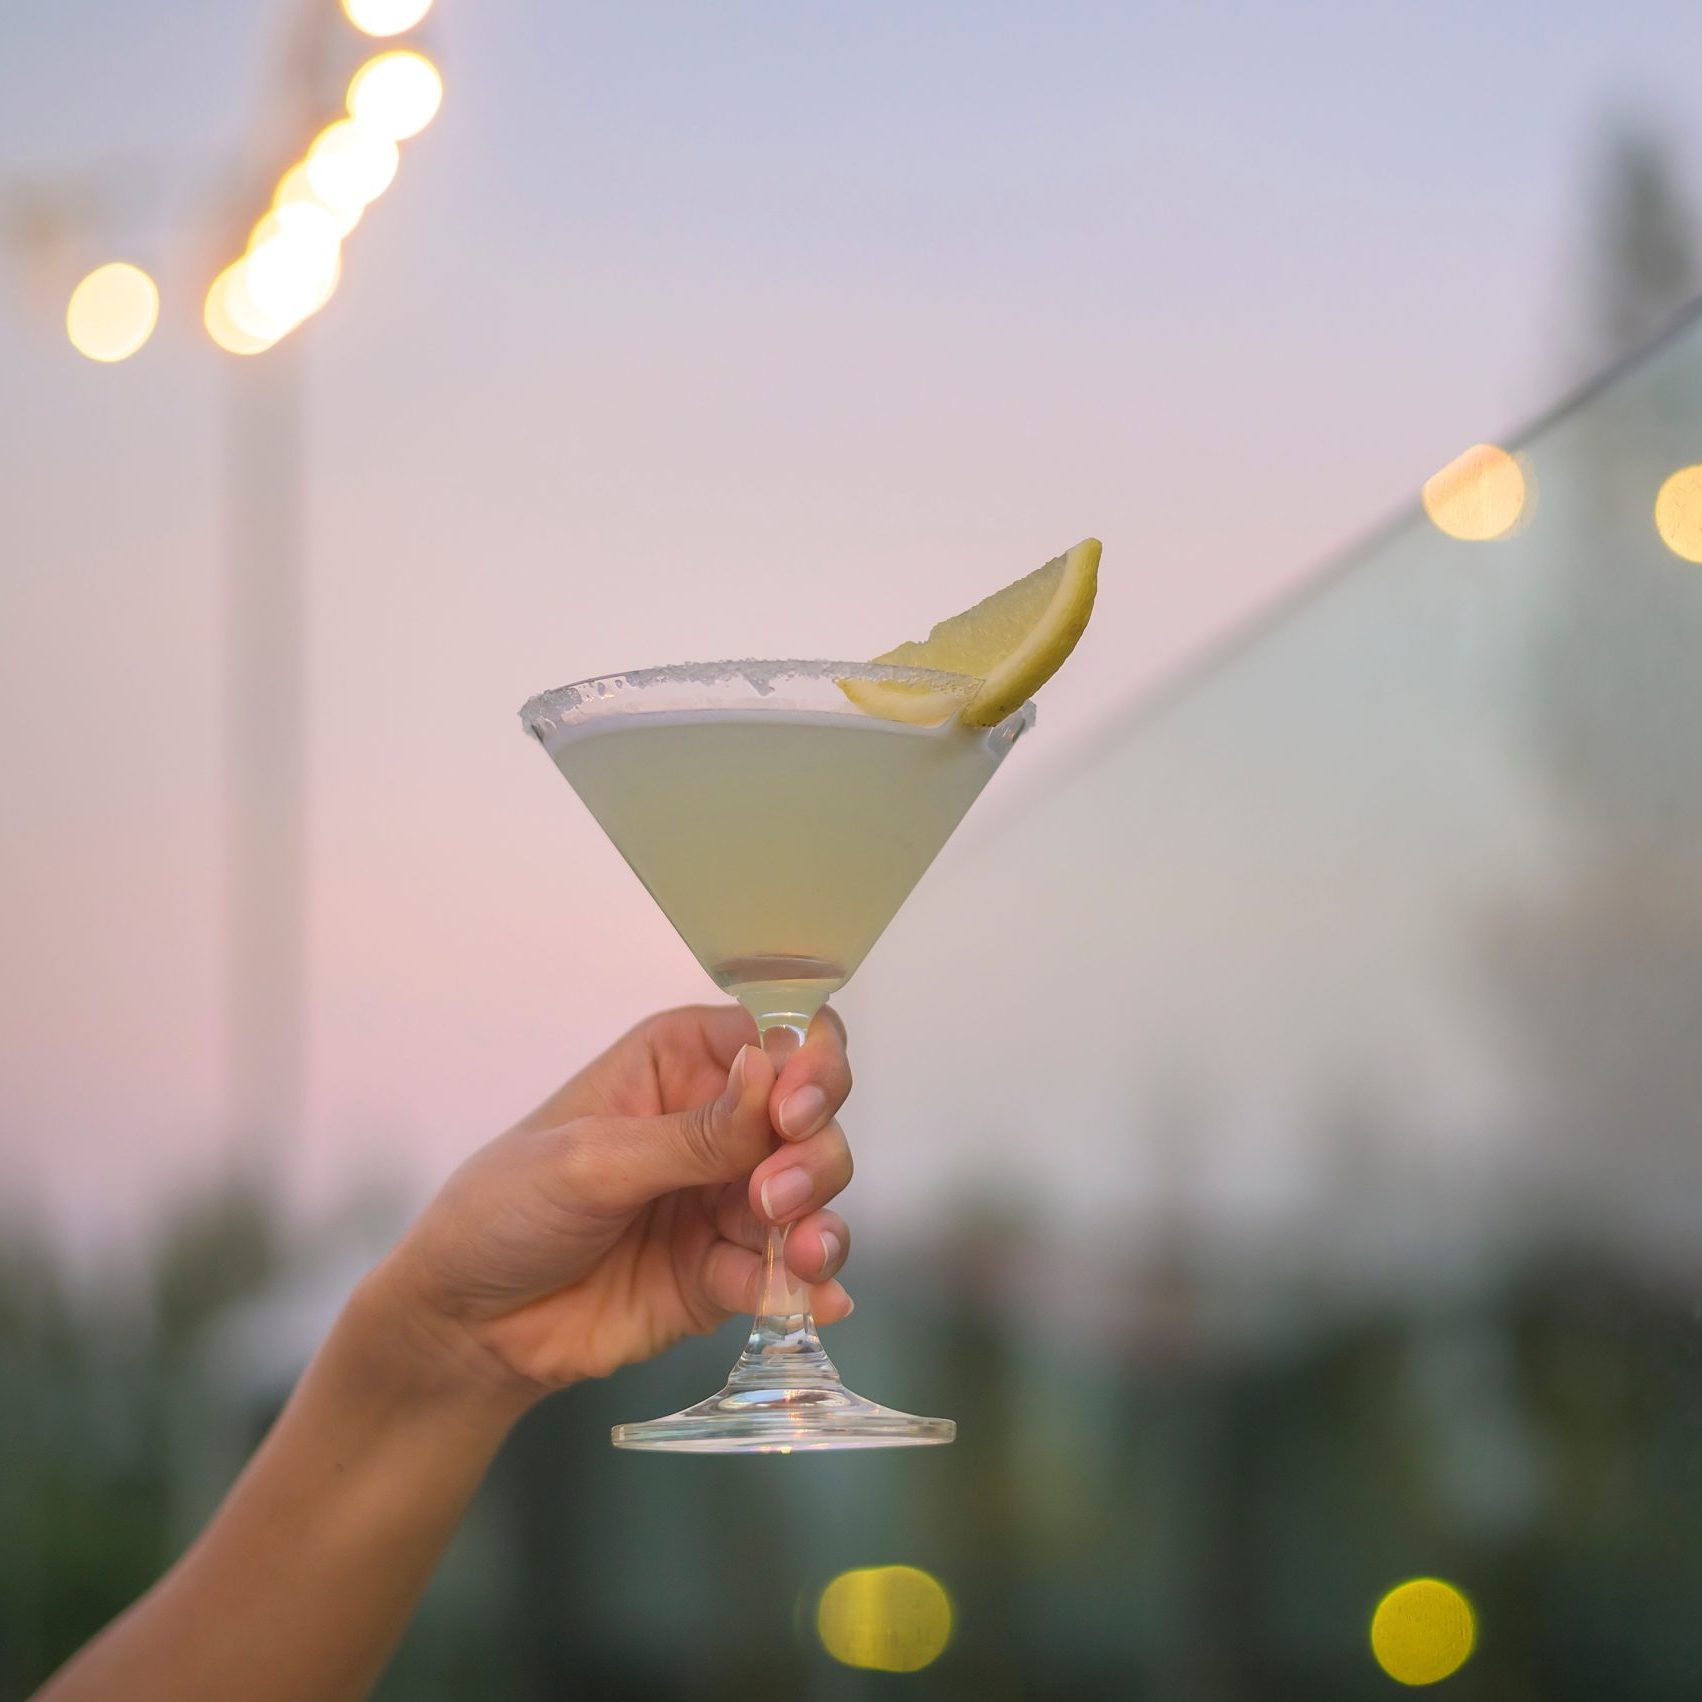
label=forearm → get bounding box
[38,1269,537,1702]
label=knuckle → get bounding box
[677,1101,724,1172]
[633,1009,680,1053]
[826,1122,854,1184]
[555,1120,616,1207]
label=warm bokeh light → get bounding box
[304,119,400,214]
[816,1566,953,1673]
[1653,465,1702,562]
[203,263,277,356]
[1370,1579,1476,1686]
[65,262,159,363]
[245,223,342,331]
[274,162,363,239]
[347,50,443,141]
[341,0,433,37]
[203,57,418,361]
[249,201,342,257]
[1421,443,1527,541]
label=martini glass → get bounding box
[521,660,1034,1451]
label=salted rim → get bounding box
[519,657,984,733]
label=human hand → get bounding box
[372,1005,855,1401]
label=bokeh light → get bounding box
[245,205,342,328]
[816,1566,953,1673]
[248,200,342,258]
[341,0,433,37]
[347,50,444,141]
[274,162,363,239]
[203,263,277,356]
[1370,1578,1476,1686]
[304,119,400,215]
[1421,443,1527,541]
[1654,465,1702,562]
[65,262,159,363]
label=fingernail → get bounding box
[778,1084,828,1139]
[720,1046,749,1113]
[760,1165,812,1221]
[817,1230,842,1275]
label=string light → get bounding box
[347,50,443,141]
[204,263,277,356]
[1654,465,1702,562]
[66,262,159,362]
[341,0,433,37]
[245,217,342,329]
[273,162,364,239]
[1422,444,1527,541]
[304,119,400,214]
[201,11,440,353]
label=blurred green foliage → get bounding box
[0,1180,279,1699]
[8,1180,1702,1701]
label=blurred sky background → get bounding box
[6,0,1702,1253]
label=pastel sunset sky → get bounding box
[4,0,1701,1248]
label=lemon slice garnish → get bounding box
[847,538,1100,726]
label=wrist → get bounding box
[343,1259,547,1434]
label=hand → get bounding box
[36,1009,855,1702]
[373,1005,855,1400]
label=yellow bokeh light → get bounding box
[304,119,399,214]
[1654,465,1702,562]
[1422,443,1527,541]
[243,201,342,332]
[249,200,343,258]
[341,0,433,37]
[245,228,342,329]
[204,264,277,356]
[816,1566,953,1674]
[1370,1578,1475,1686]
[347,50,443,141]
[274,162,363,239]
[66,262,159,363]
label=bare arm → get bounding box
[37,1007,855,1701]
[39,1278,528,1702]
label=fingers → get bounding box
[675,1003,761,1068]
[643,1004,759,1107]
[767,1006,852,1143]
[699,1239,854,1323]
[748,1117,853,1228]
[783,1209,851,1283]
[712,1162,854,1264]
[516,1005,760,1135]
[812,1279,855,1324]
[560,1042,776,1214]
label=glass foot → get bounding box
[613,1381,955,1452]
[618,1157,955,1452]
[613,1341,955,1453]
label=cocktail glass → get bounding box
[521,660,1034,1451]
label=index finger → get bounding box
[766,1006,851,1142]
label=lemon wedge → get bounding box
[848,538,1100,726]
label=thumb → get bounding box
[572,1044,776,1213]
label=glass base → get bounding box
[613,1382,955,1452]
[614,1035,957,1453]
[613,1338,955,1453]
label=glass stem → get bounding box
[724,1015,842,1389]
